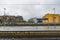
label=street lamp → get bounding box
[4,8,6,26]
[4,8,6,16]
[53,8,56,28]
[53,8,55,23]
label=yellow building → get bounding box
[42,13,60,23]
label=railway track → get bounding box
[0,31,59,37]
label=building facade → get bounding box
[0,15,24,24]
[28,17,37,23]
[42,13,60,23]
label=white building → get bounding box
[28,17,37,23]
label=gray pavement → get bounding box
[0,26,60,31]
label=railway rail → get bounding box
[0,31,59,37]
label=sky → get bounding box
[0,0,60,21]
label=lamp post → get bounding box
[4,8,6,16]
[53,8,55,23]
[4,8,6,26]
[53,8,56,28]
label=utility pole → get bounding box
[53,8,55,23]
[53,8,56,28]
[4,8,6,26]
[4,8,6,16]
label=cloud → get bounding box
[0,0,40,4]
[0,0,60,21]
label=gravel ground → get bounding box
[0,37,60,40]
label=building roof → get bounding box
[43,13,60,18]
[37,18,48,20]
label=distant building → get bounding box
[15,16,24,23]
[5,16,16,24]
[0,15,25,24]
[28,17,37,23]
[28,17,47,23]
[42,13,60,23]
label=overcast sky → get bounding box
[0,0,60,21]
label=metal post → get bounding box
[53,8,56,28]
[4,8,6,26]
[48,9,50,30]
[4,8,6,16]
[48,13,49,29]
[53,8,55,23]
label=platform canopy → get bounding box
[37,18,48,20]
